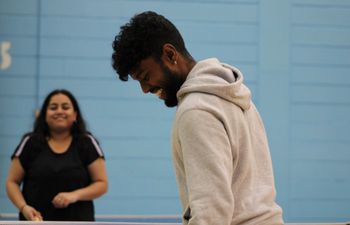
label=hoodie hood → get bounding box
[177,58,251,110]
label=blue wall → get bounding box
[0,0,349,223]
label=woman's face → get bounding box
[45,93,77,133]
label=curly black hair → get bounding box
[112,11,191,81]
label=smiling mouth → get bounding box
[155,89,163,98]
[53,116,67,120]
[150,87,163,98]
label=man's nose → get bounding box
[140,81,151,93]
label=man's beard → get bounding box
[160,63,186,108]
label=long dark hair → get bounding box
[33,89,88,140]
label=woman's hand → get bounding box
[21,205,43,221]
[52,192,78,208]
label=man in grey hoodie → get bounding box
[111,11,284,225]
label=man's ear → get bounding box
[162,44,177,65]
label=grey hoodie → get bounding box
[172,58,284,225]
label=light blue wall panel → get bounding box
[292,46,350,65]
[0,57,37,76]
[103,138,171,159]
[0,96,36,116]
[106,159,175,184]
[290,179,350,199]
[0,15,37,36]
[40,38,109,58]
[40,58,113,78]
[291,161,350,179]
[40,17,117,39]
[91,118,171,138]
[291,123,349,141]
[1,0,350,222]
[0,0,38,14]
[0,0,39,215]
[291,141,350,160]
[292,86,350,104]
[0,77,36,96]
[0,37,37,56]
[38,79,146,98]
[290,200,350,222]
[80,99,173,119]
[291,105,350,124]
[41,0,258,23]
[96,197,180,215]
[292,66,350,85]
[289,0,350,222]
[292,2,350,26]
[0,136,21,157]
[233,64,257,82]
[191,44,257,63]
[0,117,32,136]
[180,23,257,44]
[258,0,291,215]
[292,26,350,46]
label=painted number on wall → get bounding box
[0,41,12,70]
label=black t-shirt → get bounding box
[11,133,104,221]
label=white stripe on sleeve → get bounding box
[87,134,104,157]
[15,135,31,157]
